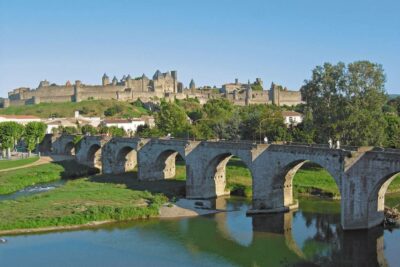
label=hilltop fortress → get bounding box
[2,70,302,107]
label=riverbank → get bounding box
[0,160,98,195]
[0,177,168,234]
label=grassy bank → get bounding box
[0,156,39,170]
[0,161,98,195]
[0,99,149,118]
[0,178,167,231]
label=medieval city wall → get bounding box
[19,86,75,99]
[278,90,302,106]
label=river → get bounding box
[0,195,399,267]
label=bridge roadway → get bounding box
[52,135,400,230]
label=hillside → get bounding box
[0,100,150,118]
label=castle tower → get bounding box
[112,76,118,86]
[153,70,162,80]
[171,70,178,93]
[141,73,148,92]
[189,79,196,92]
[126,75,132,88]
[177,82,183,93]
[270,82,280,105]
[256,78,263,87]
[74,80,82,102]
[102,73,109,86]
[245,80,252,106]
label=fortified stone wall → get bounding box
[4,71,303,107]
[277,90,302,106]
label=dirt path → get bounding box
[0,155,74,173]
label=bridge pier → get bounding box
[185,157,230,199]
[137,139,192,181]
[138,150,179,181]
[101,138,140,175]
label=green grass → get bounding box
[0,156,39,170]
[0,161,98,195]
[225,158,253,197]
[293,164,340,198]
[175,161,187,181]
[0,178,167,231]
[0,99,149,118]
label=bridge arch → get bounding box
[186,149,253,198]
[137,139,189,181]
[114,146,137,174]
[152,149,185,180]
[367,171,400,227]
[86,144,102,169]
[278,159,341,207]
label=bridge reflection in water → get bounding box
[153,197,388,267]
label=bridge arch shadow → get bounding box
[114,146,137,174]
[86,144,102,170]
[198,153,254,199]
[152,149,186,180]
[64,141,75,156]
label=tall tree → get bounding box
[24,122,47,156]
[0,122,24,158]
[384,114,400,148]
[240,105,287,142]
[301,61,387,146]
[155,101,191,137]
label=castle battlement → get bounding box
[2,71,303,108]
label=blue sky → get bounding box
[0,0,399,96]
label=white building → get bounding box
[282,111,303,126]
[0,115,41,125]
[102,118,145,135]
[74,111,101,127]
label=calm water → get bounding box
[0,196,399,267]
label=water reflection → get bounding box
[0,197,398,267]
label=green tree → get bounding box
[240,105,288,142]
[384,114,400,148]
[192,99,238,140]
[81,125,98,135]
[301,61,387,146]
[23,122,47,155]
[108,126,126,137]
[387,96,400,115]
[104,105,123,117]
[290,107,315,143]
[135,124,162,138]
[62,126,78,134]
[0,122,25,158]
[155,101,191,137]
[98,125,109,135]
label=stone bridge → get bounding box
[54,134,400,230]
